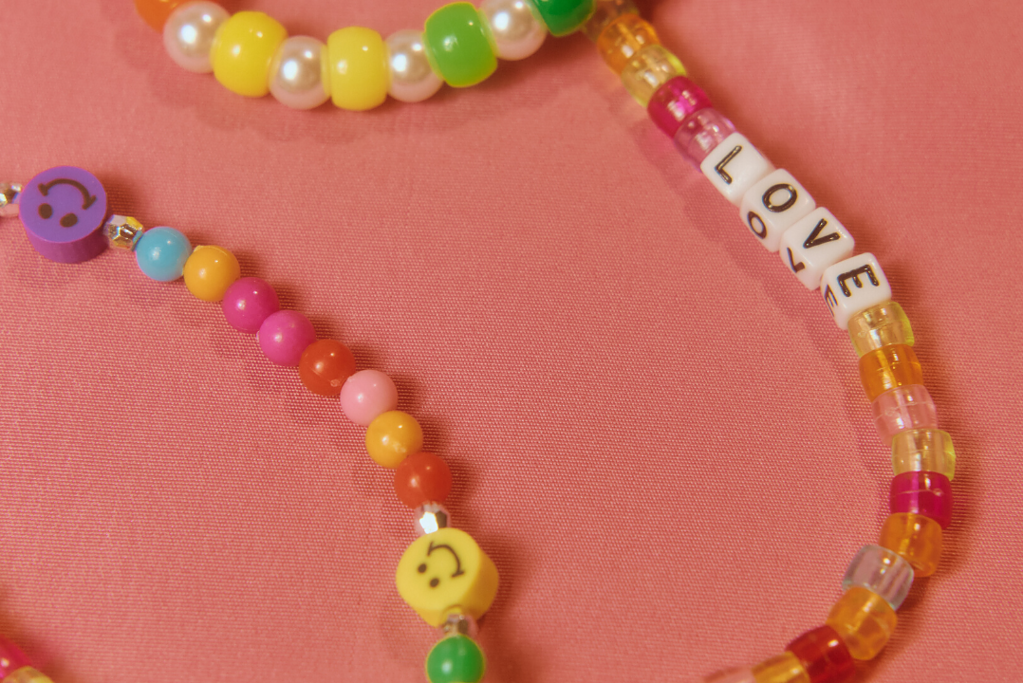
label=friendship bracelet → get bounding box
[0,1,956,682]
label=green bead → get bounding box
[426,635,486,683]
[532,0,595,37]
[424,3,498,88]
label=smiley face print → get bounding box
[19,166,108,263]
[395,528,499,627]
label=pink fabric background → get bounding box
[1,1,1021,681]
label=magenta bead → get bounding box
[673,108,736,167]
[890,471,953,529]
[339,369,398,426]
[647,76,713,138]
[257,310,316,366]
[871,384,937,446]
[0,635,31,678]
[222,277,280,334]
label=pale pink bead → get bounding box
[257,310,316,366]
[871,384,937,446]
[340,370,398,426]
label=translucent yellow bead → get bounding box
[892,428,956,480]
[879,512,942,577]
[751,652,811,683]
[3,668,55,683]
[581,0,637,41]
[211,11,288,97]
[365,410,424,468]
[183,245,241,302]
[620,44,686,106]
[396,527,499,627]
[596,13,659,74]
[326,27,389,111]
[825,586,897,660]
[847,300,914,357]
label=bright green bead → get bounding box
[426,635,486,683]
[532,0,595,37]
[424,3,497,88]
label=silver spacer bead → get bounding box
[440,611,479,639]
[0,182,23,217]
[104,215,146,250]
[414,502,451,537]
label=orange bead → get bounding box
[858,343,922,401]
[366,411,424,469]
[134,0,186,31]
[825,586,897,660]
[298,340,357,397]
[879,511,943,577]
[596,13,660,74]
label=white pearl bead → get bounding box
[385,30,443,103]
[162,1,228,74]
[479,0,547,61]
[268,36,330,110]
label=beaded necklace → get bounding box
[0,1,956,682]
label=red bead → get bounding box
[786,625,856,683]
[298,340,357,397]
[393,452,452,508]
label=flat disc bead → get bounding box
[269,36,330,110]
[479,0,547,61]
[326,27,389,111]
[298,339,356,396]
[183,245,240,302]
[163,2,228,73]
[18,166,109,263]
[424,3,498,88]
[531,0,595,36]
[340,369,399,425]
[258,310,316,366]
[136,227,192,281]
[135,0,187,30]
[221,277,280,333]
[366,410,424,468]
[394,452,453,508]
[386,30,444,103]
[211,11,288,97]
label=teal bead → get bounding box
[532,0,594,36]
[426,635,486,683]
[135,227,192,282]
[424,3,497,88]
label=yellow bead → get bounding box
[183,245,241,302]
[596,13,660,74]
[892,428,956,480]
[847,300,914,357]
[825,586,897,660]
[211,11,288,97]
[395,527,499,627]
[858,343,922,402]
[3,668,55,683]
[326,27,389,111]
[879,511,943,577]
[751,652,811,683]
[365,410,423,468]
[620,44,686,106]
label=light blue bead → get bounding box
[135,227,192,282]
[842,544,914,611]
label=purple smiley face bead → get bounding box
[19,166,109,263]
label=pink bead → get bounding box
[257,310,316,366]
[339,369,398,426]
[672,108,736,167]
[0,635,31,678]
[871,384,937,446]
[222,277,280,334]
[890,471,953,529]
[647,76,713,138]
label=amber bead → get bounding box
[134,0,186,31]
[879,511,943,577]
[859,343,922,402]
[751,652,810,683]
[596,13,660,74]
[394,452,453,508]
[825,586,897,660]
[298,340,357,397]
[786,625,856,683]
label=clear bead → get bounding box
[440,610,479,638]
[673,108,736,167]
[842,544,914,611]
[0,182,22,218]
[414,502,451,536]
[104,215,146,251]
[892,428,956,481]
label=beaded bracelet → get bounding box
[0,1,956,682]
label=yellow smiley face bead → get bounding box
[396,528,499,627]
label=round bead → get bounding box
[890,471,952,529]
[871,384,937,446]
[326,27,389,111]
[825,587,897,661]
[339,369,399,426]
[268,35,330,110]
[892,428,956,481]
[183,245,240,302]
[395,452,453,508]
[211,11,288,97]
[221,277,280,334]
[257,310,316,366]
[163,2,228,73]
[19,166,109,264]
[859,343,922,402]
[298,339,356,396]
[386,30,444,103]
[424,3,498,88]
[0,635,31,678]
[674,108,736,167]
[479,0,547,61]
[596,12,659,74]
[647,76,713,139]
[135,227,192,281]
[842,544,914,612]
[414,502,452,536]
[135,0,186,31]
[531,0,595,37]
[785,625,855,683]
[621,44,686,107]
[879,512,942,577]
[847,300,914,357]
[365,410,423,468]
[426,635,486,683]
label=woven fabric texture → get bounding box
[1,1,1021,681]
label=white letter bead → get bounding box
[739,169,816,253]
[780,207,856,290]
[820,253,892,330]
[699,133,775,206]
